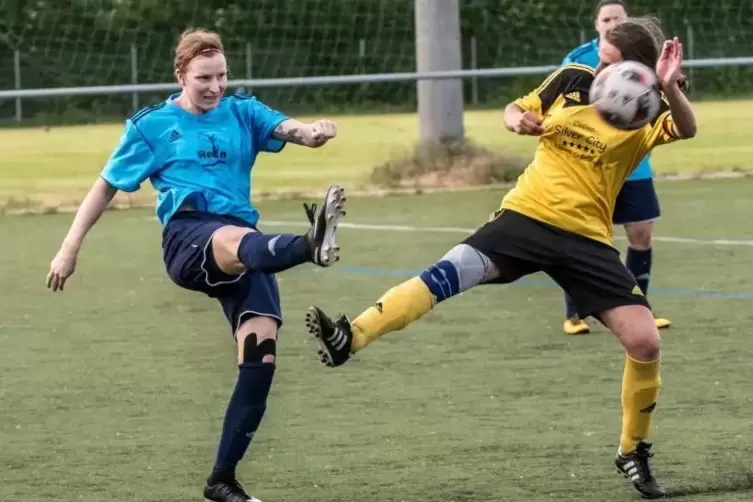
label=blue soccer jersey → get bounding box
[562,39,653,181]
[562,39,600,68]
[100,93,289,226]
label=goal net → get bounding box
[1,0,752,123]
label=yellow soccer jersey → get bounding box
[501,63,681,246]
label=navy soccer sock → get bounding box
[209,362,275,483]
[237,232,310,274]
[626,247,652,296]
[564,292,579,319]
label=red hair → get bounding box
[174,28,224,75]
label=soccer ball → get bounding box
[589,60,662,130]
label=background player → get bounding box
[46,28,345,502]
[560,0,670,335]
[306,24,695,500]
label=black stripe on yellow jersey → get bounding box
[500,64,680,246]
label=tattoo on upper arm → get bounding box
[273,122,307,145]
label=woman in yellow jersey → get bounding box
[304,19,695,500]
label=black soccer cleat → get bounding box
[203,478,263,502]
[615,441,666,499]
[303,184,346,267]
[305,306,353,367]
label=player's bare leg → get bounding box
[210,184,346,275]
[600,304,665,499]
[204,316,278,502]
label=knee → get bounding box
[625,223,653,250]
[420,244,494,303]
[213,226,247,253]
[237,316,278,365]
[622,328,661,361]
[212,226,255,275]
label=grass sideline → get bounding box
[1,100,752,212]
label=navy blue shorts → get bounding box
[162,211,282,333]
[612,179,661,226]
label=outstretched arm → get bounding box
[662,82,696,139]
[47,178,118,291]
[272,118,337,148]
[656,37,696,139]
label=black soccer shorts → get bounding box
[462,209,650,319]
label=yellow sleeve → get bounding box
[643,97,681,148]
[513,63,594,117]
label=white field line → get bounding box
[144,216,753,246]
[258,220,753,246]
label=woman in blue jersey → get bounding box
[561,0,673,335]
[46,28,345,502]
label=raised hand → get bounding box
[656,37,684,89]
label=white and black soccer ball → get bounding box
[589,60,662,130]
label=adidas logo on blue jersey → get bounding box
[168,129,181,142]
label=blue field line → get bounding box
[334,266,753,300]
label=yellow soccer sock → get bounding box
[620,353,661,454]
[351,277,435,352]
